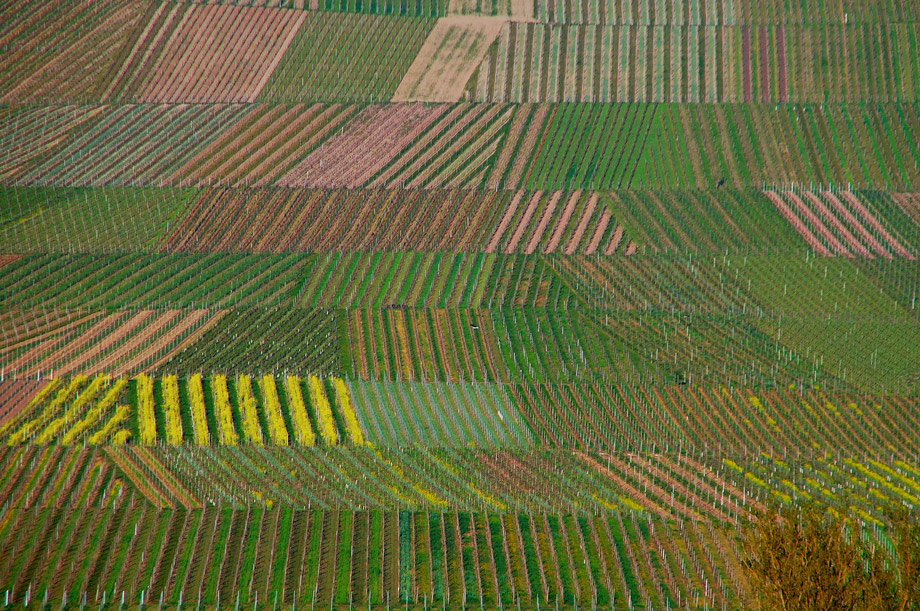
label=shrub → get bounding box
[742,503,920,611]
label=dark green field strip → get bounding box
[760,316,920,394]
[860,258,920,318]
[534,0,920,24]
[153,307,341,376]
[0,253,309,310]
[258,13,435,103]
[0,250,916,320]
[0,253,579,311]
[0,503,746,609]
[524,104,656,190]
[304,253,577,309]
[632,104,920,190]
[316,0,447,17]
[735,255,912,318]
[0,182,75,227]
[301,251,920,318]
[598,189,804,253]
[0,186,196,253]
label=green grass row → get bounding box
[2,251,918,319]
[258,14,435,103]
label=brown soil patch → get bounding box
[392,17,506,102]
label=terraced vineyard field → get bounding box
[2,0,920,609]
[465,23,920,103]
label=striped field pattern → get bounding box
[2,0,920,609]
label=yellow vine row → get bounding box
[333,377,364,446]
[162,374,183,445]
[260,375,288,446]
[237,375,264,445]
[309,375,338,445]
[188,373,210,445]
[285,376,315,446]
[213,374,239,445]
[137,374,156,445]
[62,378,127,445]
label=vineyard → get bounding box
[1,0,920,609]
[465,23,920,103]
